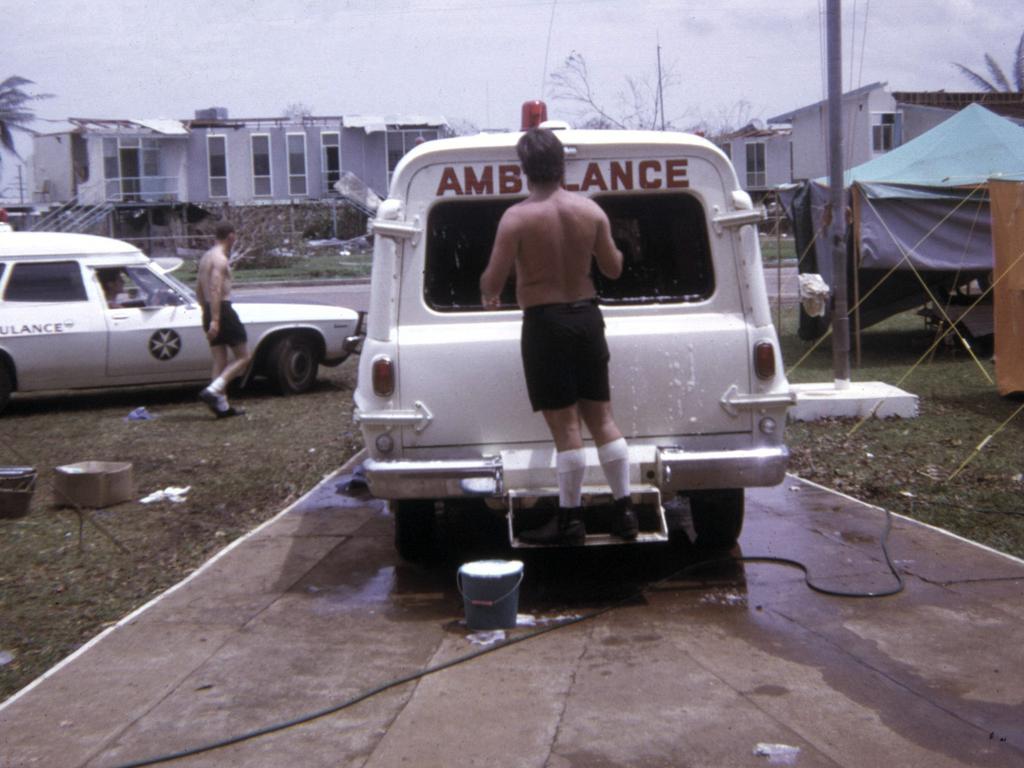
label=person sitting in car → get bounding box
[97,268,128,308]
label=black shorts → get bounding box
[521,300,611,412]
[202,301,248,347]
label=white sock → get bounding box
[216,395,229,411]
[598,437,630,499]
[556,448,586,508]
[208,376,227,396]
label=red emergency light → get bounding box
[521,100,548,130]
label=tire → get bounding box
[0,364,12,414]
[689,489,745,550]
[268,334,319,394]
[393,499,437,562]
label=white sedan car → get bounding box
[0,232,362,412]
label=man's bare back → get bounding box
[481,184,622,309]
[196,243,233,307]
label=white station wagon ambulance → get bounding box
[0,231,360,411]
[354,107,794,559]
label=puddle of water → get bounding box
[308,566,396,615]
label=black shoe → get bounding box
[610,497,638,540]
[215,406,245,419]
[519,507,586,546]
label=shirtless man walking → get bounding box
[197,222,251,418]
[480,127,637,544]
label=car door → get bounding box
[1,260,108,389]
[99,265,210,383]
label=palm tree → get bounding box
[954,31,1024,92]
[0,76,50,171]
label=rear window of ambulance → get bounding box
[424,193,713,311]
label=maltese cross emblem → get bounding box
[148,329,182,361]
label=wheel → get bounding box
[0,364,12,414]
[268,335,319,394]
[393,499,437,562]
[689,489,745,550]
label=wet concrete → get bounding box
[1,459,1022,767]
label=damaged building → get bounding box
[27,108,450,254]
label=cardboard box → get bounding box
[54,461,134,509]
[0,467,37,518]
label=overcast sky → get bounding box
[2,0,1021,197]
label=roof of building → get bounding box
[892,91,1024,121]
[767,82,887,123]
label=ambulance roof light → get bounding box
[521,100,548,130]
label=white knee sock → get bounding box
[208,376,227,395]
[556,448,586,508]
[598,437,630,500]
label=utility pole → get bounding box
[827,0,851,387]
[656,40,666,131]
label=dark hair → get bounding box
[516,128,564,183]
[96,268,122,285]
[214,222,236,241]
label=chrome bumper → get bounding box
[362,444,788,500]
[362,456,503,499]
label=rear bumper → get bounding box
[362,444,789,500]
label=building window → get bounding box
[385,128,438,181]
[872,112,899,152]
[207,135,228,198]
[746,142,766,188]
[287,133,307,196]
[251,134,272,197]
[321,132,340,194]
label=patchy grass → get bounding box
[759,234,796,263]
[780,307,1024,559]
[175,248,373,284]
[0,362,362,702]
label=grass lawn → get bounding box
[174,248,373,284]
[0,362,362,701]
[780,306,1024,560]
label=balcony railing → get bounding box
[105,176,180,203]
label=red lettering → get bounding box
[639,160,662,189]
[666,158,688,188]
[436,167,463,196]
[499,164,522,194]
[563,181,581,192]
[610,161,633,191]
[581,162,608,192]
[464,166,494,195]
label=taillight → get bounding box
[754,342,776,380]
[521,100,548,130]
[372,355,395,396]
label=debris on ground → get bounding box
[140,486,191,504]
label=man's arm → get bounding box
[480,212,519,308]
[592,211,623,280]
[204,254,228,340]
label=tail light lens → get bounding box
[372,355,395,396]
[754,342,776,380]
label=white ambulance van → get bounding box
[354,105,794,559]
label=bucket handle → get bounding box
[457,570,524,608]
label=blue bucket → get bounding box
[457,560,524,630]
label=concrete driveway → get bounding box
[1,454,1022,768]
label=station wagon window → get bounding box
[4,261,87,303]
[424,193,713,311]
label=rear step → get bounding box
[508,485,668,547]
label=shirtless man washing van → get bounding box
[480,127,637,544]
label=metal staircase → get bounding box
[31,195,115,234]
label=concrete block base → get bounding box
[788,381,919,421]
